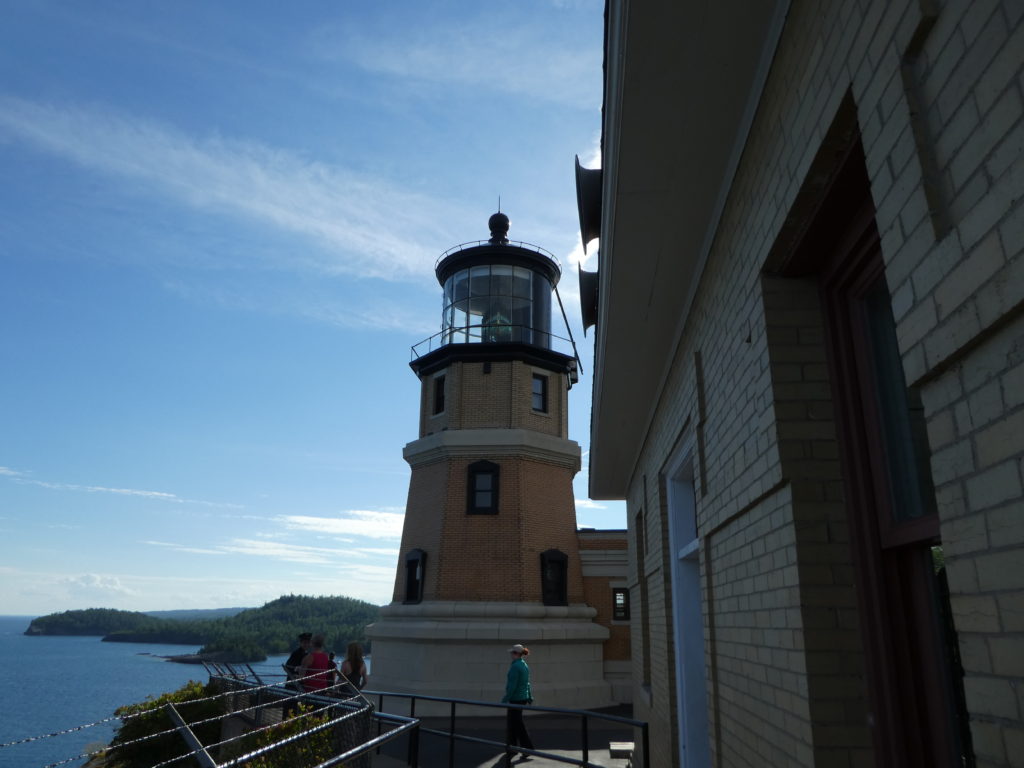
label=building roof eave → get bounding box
[589,0,790,499]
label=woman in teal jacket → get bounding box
[502,644,535,756]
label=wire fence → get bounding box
[2,665,406,768]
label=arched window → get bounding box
[540,549,568,606]
[404,549,426,604]
[467,460,499,514]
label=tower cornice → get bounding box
[403,428,581,471]
[410,342,575,378]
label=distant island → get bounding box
[25,594,380,663]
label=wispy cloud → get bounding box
[316,14,601,111]
[0,466,23,476]
[218,538,355,565]
[279,510,405,540]
[144,535,394,566]
[7,471,242,509]
[0,95,461,281]
[160,277,438,336]
[574,498,606,510]
[144,540,228,556]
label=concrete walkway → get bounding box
[371,706,637,768]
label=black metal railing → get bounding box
[410,323,576,361]
[364,689,648,768]
[206,669,421,768]
[434,240,560,272]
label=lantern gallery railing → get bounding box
[410,323,576,361]
[434,240,560,272]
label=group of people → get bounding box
[285,634,536,757]
[284,632,369,694]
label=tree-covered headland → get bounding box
[25,594,379,662]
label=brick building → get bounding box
[368,214,631,711]
[580,1,1023,766]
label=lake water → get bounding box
[0,616,289,768]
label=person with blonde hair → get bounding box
[502,644,535,757]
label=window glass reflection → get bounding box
[436,265,553,348]
[470,266,490,297]
[513,267,532,299]
[453,271,469,302]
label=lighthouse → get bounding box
[367,213,616,710]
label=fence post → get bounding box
[448,700,456,768]
[581,714,589,767]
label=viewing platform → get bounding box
[206,664,646,768]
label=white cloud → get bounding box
[315,17,601,111]
[0,96,460,281]
[61,573,138,598]
[279,510,405,540]
[144,540,228,556]
[10,472,242,509]
[0,466,23,476]
[574,498,606,510]
[218,538,357,565]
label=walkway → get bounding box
[372,705,636,768]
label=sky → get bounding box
[0,0,620,616]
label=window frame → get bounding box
[612,587,631,621]
[466,460,500,515]
[540,549,568,606]
[404,548,427,604]
[432,374,446,415]
[531,373,548,413]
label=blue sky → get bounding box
[0,1,619,615]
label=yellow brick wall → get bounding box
[431,456,583,603]
[420,359,568,438]
[617,1,1024,766]
[579,533,631,661]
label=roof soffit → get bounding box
[591,0,790,498]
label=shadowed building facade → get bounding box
[577,1,1024,766]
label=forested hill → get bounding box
[24,595,380,662]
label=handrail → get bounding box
[434,240,560,272]
[207,673,420,768]
[410,323,576,361]
[363,689,648,768]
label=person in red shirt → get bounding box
[299,634,333,691]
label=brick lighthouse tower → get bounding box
[367,213,613,710]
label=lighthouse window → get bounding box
[467,460,499,514]
[513,266,532,298]
[470,265,491,297]
[452,270,470,301]
[492,264,514,297]
[433,375,445,415]
[531,374,548,412]
[404,548,426,604]
[540,549,568,606]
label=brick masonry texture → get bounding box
[420,359,569,438]
[615,1,1024,766]
[398,348,630,671]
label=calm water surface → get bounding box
[0,616,288,768]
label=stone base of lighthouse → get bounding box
[366,601,613,714]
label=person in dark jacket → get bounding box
[282,632,313,716]
[285,632,313,675]
[502,644,535,758]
